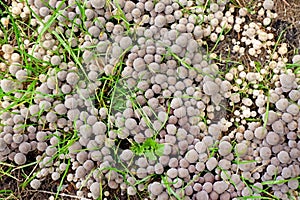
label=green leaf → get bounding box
[145,150,156,161]
[155,144,165,156]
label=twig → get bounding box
[282,0,290,6]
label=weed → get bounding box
[130,138,165,161]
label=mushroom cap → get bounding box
[271,120,284,134]
[203,81,219,95]
[288,179,299,190]
[54,104,67,115]
[154,2,165,13]
[90,0,105,9]
[265,132,280,145]
[75,166,86,178]
[277,151,290,164]
[213,181,229,194]
[66,72,79,86]
[149,182,163,196]
[51,172,60,181]
[263,0,274,10]
[170,98,183,109]
[19,142,31,154]
[196,191,209,200]
[259,147,272,160]
[15,70,27,82]
[80,124,92,138]
[234,143,248,156]
[88,26,101,38]
[1,79,15,93]
[206,157,218,171]
[50,55,61,65]
[125,118,137,130]
[120,149,133,162]
[83,159,95,171]
[90,182,100,197]
[30,179,41,189]
[218,141,232,156]
[133,58,146,72]
[166,168,178,179]
[286,104,299,115]
[119,36,132,50]
[208,124,222,139]
[154,15,166,28]
[254,126,267,140]
[280,74,294,85]
[275,98,289,111]
[14,152,26,165]
[76,151,88,164]
[185,149,199,163]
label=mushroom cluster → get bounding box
[0,0,299,199]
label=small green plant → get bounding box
[130,138,164,161]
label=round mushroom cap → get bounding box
[206,157,218,171]
[195,141,207,154]
[66,72,80,86]
[80,124,92,138]
[254,126,267,139]
[203,81,219,95]
[208,124,222,139]
[90,182,100,198]
[50,55,61,65]
[218,141,232,156]
[88,25,101,37]
[277,151,290,164]
[30,179,41,190]
[263,110,278,125]
[185,149,199,163]
[279,74,295,88]
[286,104,299,115]
[234,143,248,156]
[119,36,132,50]
[19,142,31,154]
[196,191,209,200]
[288,90,300,101]
[259,147,271,160]
[76,151,88,164]
[275,98,289,111]
[1,79,15,93]
[263,0,274,10]
[288,179,299,190]
[14,152,26,165]
[75,166,86,178]
[213,181,229,194]
[149,182,163,196]
[174,107,186,118]
[282,167,292,179]
[15,70,27,82]
[0,138,7,151]
[176,35,188,47]
[271,120,284,134]
[170,98,183,109]
[90,0,105,9]
[167,168,178,179]
[265,132,280,145]
[133,58,146,71]
[155,15,166,28]
[125,118,137,130]
[120,149,133,162]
